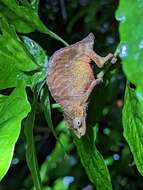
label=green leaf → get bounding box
[41,87,69,162]
[123,85,143,175]
[30,0,39,11]
[74,127,112,190]
[0,82,31,180]
[0,0,68,46]
[22,36,47,91]
[22,36,47,67]
[0,18,38,89]
[41,86,59,141]
[24,100,42,190]
[116,0,143,103]
[53,178,70,190]
[116,0,143,176]
[0,95,8,111]
[0,0,45,33]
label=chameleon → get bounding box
[47,33,116,138]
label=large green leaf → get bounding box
[0,82,31,180]
[0,0,46,33]
[0,18,38,89]
[116,0,143,103]
[0,0,68,45]
[24,100,42,190]
[123,85,143,175]
[0,95,8,111]
[74,127,112,190]
[22,36,48,190]
[116,0,143,176]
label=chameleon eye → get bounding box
[73,117,82,129]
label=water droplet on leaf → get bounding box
[119,44,128,58]
[23,36,39,55]
[29,41,35,48]
[116,15,126,23]
[139,40,143,49]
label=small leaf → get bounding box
[74,127,112,190]
[123,85,143,175]
[0,82,31,180]
[22,36,47,91]
[24,100,42,190]
[22,36,47,67]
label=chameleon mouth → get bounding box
[72,125,86,138]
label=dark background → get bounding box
[1,0,143,190]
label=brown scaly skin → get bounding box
[47,33,117,138]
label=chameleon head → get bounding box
[63,104,87,138]
[72,116,86,138]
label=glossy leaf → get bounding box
[0,95,8,111]
[24,100,42,190]
[0,0,46,33]
[116,0,143,176]
[30,0,39,11]
[123,85,143,175]
[0,0,68,45]
[0,18,38,89]
[74,127,112,190]
[0,82,31,180]
[22,36,47,67]
[22,36,47,91]
[116,0,143,103]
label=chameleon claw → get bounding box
[110,56,117,64]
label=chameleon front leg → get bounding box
[81,78,102,104]
[87,50,116,68]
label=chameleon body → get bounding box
[47,33,116,138]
